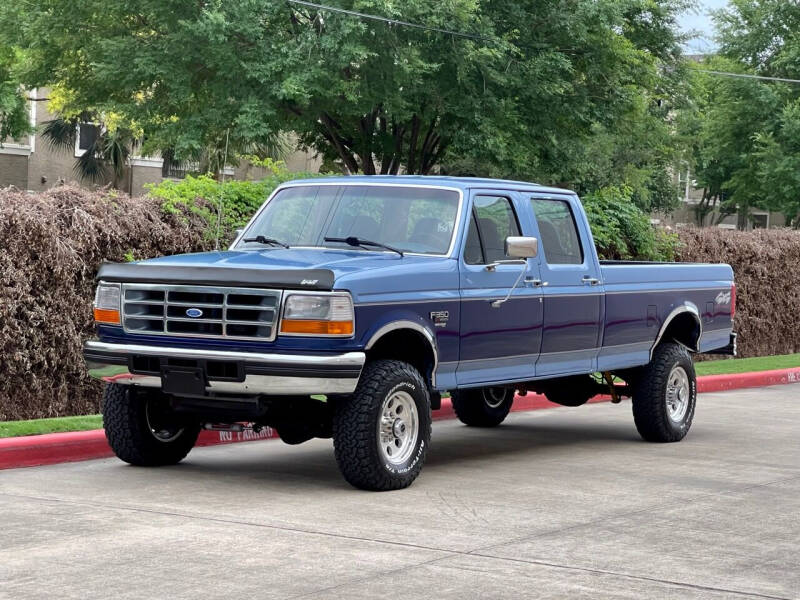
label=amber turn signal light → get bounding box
[280,319,354,336]
[93,308,121,325]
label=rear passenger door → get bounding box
[529,195,603,376]
[457,192,543,385]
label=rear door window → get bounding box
[530,198,583,265]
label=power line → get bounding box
[287,0,497,43]
[690,67,800,85]
[287,1,800,84]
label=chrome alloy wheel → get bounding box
[666,365,691,423]
[145,400,185,443]
[378,390,419,465]
[482,387,509,409]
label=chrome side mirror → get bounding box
[505,236,538,259]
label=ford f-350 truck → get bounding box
[84,176,736,490]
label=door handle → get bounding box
[525,277,548,287]
[582,276,601,286]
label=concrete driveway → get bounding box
[1,384,799,599]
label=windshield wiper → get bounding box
[324,236,404,257]
[242,235,290,249]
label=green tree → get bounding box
[679,1,800,228]
[679,56,783,228]
[0,46,31,142]
[2,0,689,186]
[716,0,800,227]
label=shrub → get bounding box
[582,185,677,261]
[146,161,320,244]
[676,227,800,359]
[0,185,211,421]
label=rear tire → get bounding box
[333,360,431,491]
[632,343,696,443]
[450,386,514,427]
[102,384,200,466]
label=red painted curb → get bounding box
[0,430,114,469]
[696,367,800,393]
[2,367,799,471]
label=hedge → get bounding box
[0,184,798,420]
[0,186,212,420]
[676,227,800,359]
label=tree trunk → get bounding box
[737,207,748,231]
[314,107,444,176]
[406,115,421,175]
[319,113,359,174]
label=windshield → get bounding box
[236,185,460,255]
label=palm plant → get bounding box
[171,132,291,180]
[41,114,135,188]
[43,113,290,187]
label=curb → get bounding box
[2,367,799,471]
[695,367,800,393]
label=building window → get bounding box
[75,123,101,157]
[751,213,769,229]
[161,160,190,179]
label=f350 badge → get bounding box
[430,311,449,328]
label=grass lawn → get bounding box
[694,353,800,376]
[0,415,102,439]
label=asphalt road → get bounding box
[2,384,799,600]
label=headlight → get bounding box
[280,294,354,336]
[93,282,121,324]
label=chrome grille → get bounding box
[121,284,282,341]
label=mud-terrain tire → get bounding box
[103,384,201,466]
[333,360,431,491]
[632,342,696,443]
[450,387,514,427]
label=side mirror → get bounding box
[234,228,244,239]
[505,236,538,259]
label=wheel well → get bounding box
[659,312,701,352]
[366,329,435,387]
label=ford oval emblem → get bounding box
[185,308,204,318]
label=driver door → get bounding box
[457,193,544,386]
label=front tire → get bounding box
[103,384,200,466]
[333,360,431,491]
[450,386,514,427]
[631,343,696,442]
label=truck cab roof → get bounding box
[280,175,575,197]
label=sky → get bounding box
[677,0,730,54]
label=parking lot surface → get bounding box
[1,384,799,599]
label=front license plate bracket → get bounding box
[161,366,207,397]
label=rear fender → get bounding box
[651,304,702,358]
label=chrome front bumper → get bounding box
[84,340,365,396]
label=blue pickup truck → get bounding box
[84,176,736,490]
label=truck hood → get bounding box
[97,248,449,291]
[138,248,419,277]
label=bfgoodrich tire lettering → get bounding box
[631,342,697,443]
[102,384,200,466]
[333,360,431,491]
[450,386,514,427]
